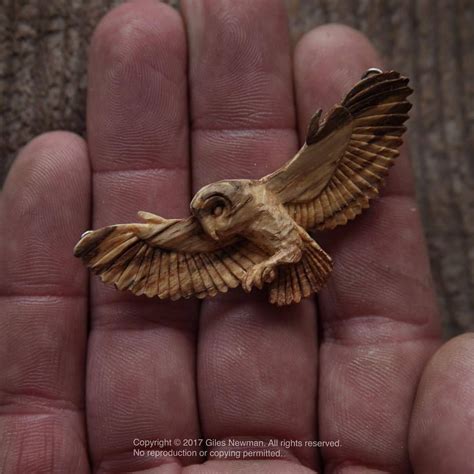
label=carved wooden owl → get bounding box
[74,70,412,305]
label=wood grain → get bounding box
[1,0,472,334]
[73,71,409,305]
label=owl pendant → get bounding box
[74,69,412,305]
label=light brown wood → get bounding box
[3,0,471,333]
[74,70,411,305]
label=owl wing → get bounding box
[261,70,412,230]
[73,212,268,300]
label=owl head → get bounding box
[190,180,254,241]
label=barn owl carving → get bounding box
[74,69,412,305]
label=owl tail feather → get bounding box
[269,240,333,306]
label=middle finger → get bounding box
[182,0,319,469]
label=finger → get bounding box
[86,1,200,470]
[294,25,441,472]
[0,132,90,471]
[182,0,318,469]
[409,333,474,472]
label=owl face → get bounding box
[190,180,253,241]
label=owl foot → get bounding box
[242,263,277,293]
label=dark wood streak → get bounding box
[345,77,410,106]
[73,226,115,259]
[306,109,322,144]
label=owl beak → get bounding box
[200,216,219,241]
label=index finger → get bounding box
[85,1,201,469]
[293,25,441,471]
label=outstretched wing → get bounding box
[262,70,412,230]
[74,213,268,300]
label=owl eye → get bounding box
[202,193,230,217]
[213,206,223,217]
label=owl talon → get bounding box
[242,263,277,292]
[262,266,276,283]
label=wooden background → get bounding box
[1,0,472,337]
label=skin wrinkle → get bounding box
[0,390,84,416]
[192,126,297,133]
[0,293,87,299]
[321,317,441,346]
[92,164,189,174]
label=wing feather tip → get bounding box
[73,226,116,258]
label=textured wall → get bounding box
[1,0,473,337]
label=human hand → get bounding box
[1,1,473,472]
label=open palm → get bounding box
[1,1,473,473]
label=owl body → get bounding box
[244,206,302,258]
[190,179,302,252]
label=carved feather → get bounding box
[269,239,332,305]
